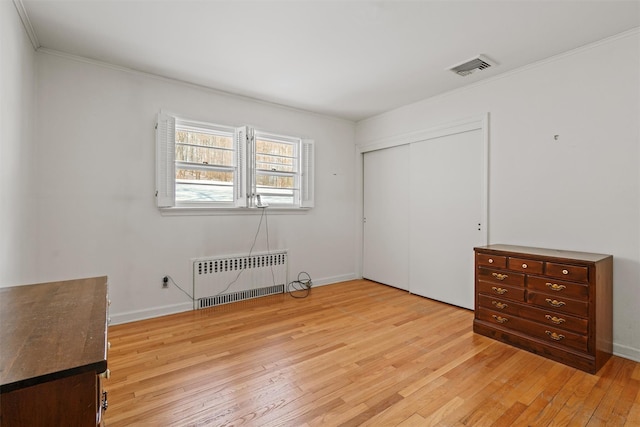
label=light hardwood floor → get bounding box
[105,280,640,426]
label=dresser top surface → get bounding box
[0,276,108,392]
[474,244,612,263]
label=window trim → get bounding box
[156,112,314,212]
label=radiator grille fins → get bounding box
[196,253,287,275]
[193,251,288,309]
[197,284,284,309]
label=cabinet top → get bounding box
[474,244,612,263]
[0,276,108,393]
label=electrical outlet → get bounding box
[162,276,168,288]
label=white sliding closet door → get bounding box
[408,129,484,309]
[363,145,410,290]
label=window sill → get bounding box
[159,206,311,216]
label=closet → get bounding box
[362,118,487,309]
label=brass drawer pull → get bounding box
[492,315,508,324]
[492,273,508,281]
[546,283,567,292]
[545,298,566,307]
[545,315,566,324]
[545,331,565,341]
[492,301,508,309]
[492,287,508,295]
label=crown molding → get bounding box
[12,0,40,50]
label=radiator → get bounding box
[192,251,288,309]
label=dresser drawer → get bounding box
[528,309,588,335]
[526,323,588,353]
[476,253,507,268]
[476,307,523,331]
[477,280,525,301]
[545,262,588,283]
[527,276,588,300]
[477,294,519,315]
[477,267,524,286]
[477,308,588,353]
[477,294,588,335]
[527,291,589,317]
[508,257,544,274]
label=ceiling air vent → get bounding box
[448,55,496,77]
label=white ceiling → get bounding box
[18,0,640,122]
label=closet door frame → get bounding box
[355,113,490,280]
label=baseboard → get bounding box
[109,301,193,325]
[109,273,358,325]
[613,343,640,363]
[307,273,358,287]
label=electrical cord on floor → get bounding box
[165,275,194,301]
[288,271,312,298]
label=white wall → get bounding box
[0,1,38,286]
[32,51,356,323]
[356,30,640,361]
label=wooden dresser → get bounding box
[0,277,109,426]
[473,245,612,373]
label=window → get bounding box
[156,112,314,210]
[175,121,237,204]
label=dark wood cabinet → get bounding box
[0,277,109,426]
[473,245,612,374]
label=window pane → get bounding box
[176,183,233,202]
[177,168,233,182]
[256,174,294,189]
[256,185,295,206]
[176,130,233,149]
[256,139,294,156]
[176,168,233,202]
[176,145,233,167]
[256,154,294,172]
[256,138,296,172]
